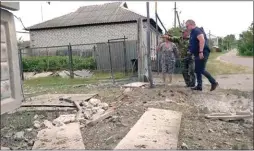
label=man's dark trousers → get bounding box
[194,53,216,88]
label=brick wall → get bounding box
[29,21,161,48]
[30,22,138,48]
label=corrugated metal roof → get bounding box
[27,2,155,30]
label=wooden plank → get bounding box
[21,93,98,107]
[115,108,182,149]
[205,114,252,121]
[86,108,115,127]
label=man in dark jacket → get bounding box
[185,19,218,91]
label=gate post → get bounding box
[108,40,115,84]
[123,36,128,76]
[68,43,74,79]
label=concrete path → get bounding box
[218,50,253,69]
[115,108,182,149]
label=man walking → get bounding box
[185,19,218,91]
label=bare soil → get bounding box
[1,75,253,150]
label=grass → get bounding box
[23,51,252,94]
[206,52,252,75]
[24,71,128,87]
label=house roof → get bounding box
[27,2,163,33]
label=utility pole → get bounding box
[146,2,154,88]
[41,3,43,22]
[174,2,176,28]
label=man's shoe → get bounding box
[210,82,219,91]
[191,86,202,91]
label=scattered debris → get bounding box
[28,140,35,146]
[98,103,109,110]
[199,107,210,114]
[123,88,133,94]
[43,120,53,129]
[105,136,115,145]
[33,114,39,119]
[14,131,24,140]
[123,82,148,88]
[53,114,76,125]
[25,128,33,132]
[181,142,189,149]
[134,144,147,149]
[89,98,101,106]
[33,120,41,129]
[83,109,93,120]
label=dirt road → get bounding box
[218,50,253,69]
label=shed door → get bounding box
[1,9,23,114]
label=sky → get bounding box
[12,1,253,41]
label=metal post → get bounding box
[108,40,115,84]
[18,49,24,81]
[155,1,159,75]
[146,2,154,88]
[123,35,128,76]
[93,45,97,70]
[68,43,74,79]
[174,2,176,28]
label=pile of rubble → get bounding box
[29,97,112,149]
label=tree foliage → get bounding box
[237,22,253,56]
[168,27,182,37]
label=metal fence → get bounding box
[19,38,140,82]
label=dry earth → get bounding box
[1,74,253,150]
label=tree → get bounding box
[168,27,182,37]
[237,22,253,56]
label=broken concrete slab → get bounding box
[32,123,85,149]
[115,108,182,149]
[22,93,98,107]
[123,82,148,88]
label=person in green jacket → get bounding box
[169,30,196,87]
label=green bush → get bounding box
[237,23,253,56]
[22,56,96,72]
